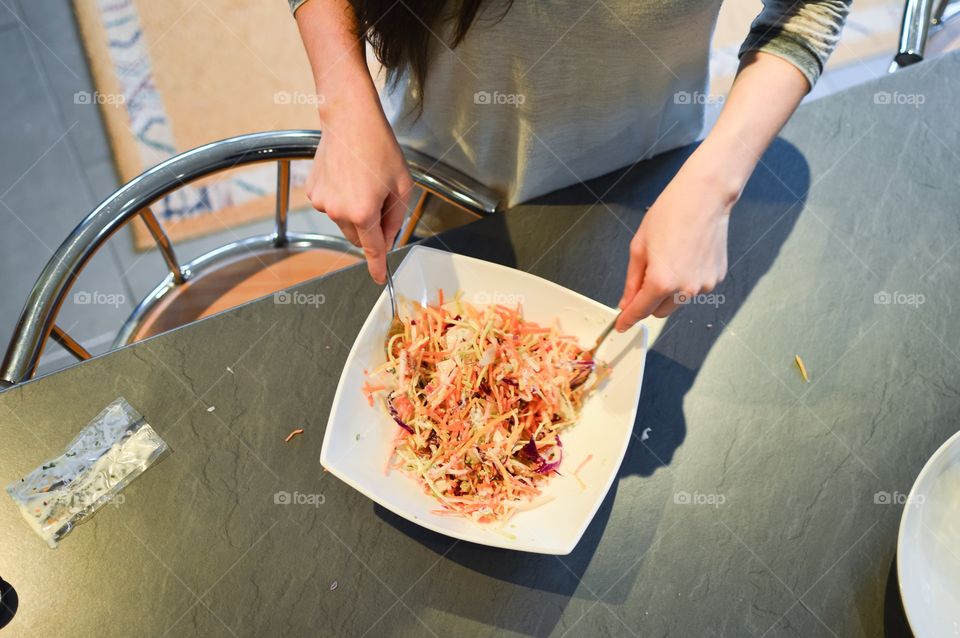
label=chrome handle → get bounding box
[0,130,501,387]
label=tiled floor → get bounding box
[0,0,951,379]
[0,0,342,377]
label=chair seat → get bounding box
[132,247,362,341]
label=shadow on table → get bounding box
[377,137,810,636]
[883,557,913,637]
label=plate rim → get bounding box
[320,245,648,554]
[896,426,960,636]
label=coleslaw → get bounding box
[363,290,606,523]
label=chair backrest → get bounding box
[0,130,500,387]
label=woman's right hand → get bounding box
[305,89,413,285]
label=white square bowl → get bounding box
[320,245,648,554]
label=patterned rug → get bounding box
[73,0,318,250]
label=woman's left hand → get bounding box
[615,160,738,332]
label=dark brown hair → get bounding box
[349,0,513,95]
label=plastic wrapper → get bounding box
[6,397,169,548]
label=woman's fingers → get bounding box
[619,238,647,309]
[332,218,360,247]
[616,279,670,332]
[381,181,411,249]
[651,295,680,319]
[356,212,388,284]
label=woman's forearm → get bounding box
[684,51,810,204]
[294,0,381,123]
[615,51,810,329]
[293,0,413,284]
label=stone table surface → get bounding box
[2,52,959,638]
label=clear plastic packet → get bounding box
[6,397,169,548]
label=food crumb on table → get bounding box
[206,406,215,412]
[285,428,305,442]
[795,354,810,382]
[330,580,338,591]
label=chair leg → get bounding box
[50,324,92,361]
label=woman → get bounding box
[289,0,849,332]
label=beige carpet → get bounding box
[73,0,320,250]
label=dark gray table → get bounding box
[3,52,958,637]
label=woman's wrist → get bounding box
[314,59,385,129]
[682,135,753,211]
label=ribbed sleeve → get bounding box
[738,0,851,89]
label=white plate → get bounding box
[320,246,648,554]
[898,428,960,636]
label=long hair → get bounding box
[349,1,513,97]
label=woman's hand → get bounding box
[306,94,413,284]
[616,51,811,333]
[295,0,413,285]
[616,158,737,332]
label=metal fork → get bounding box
[384,259,404,356]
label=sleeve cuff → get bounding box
[738,29,824,91]
[289,0,309,15]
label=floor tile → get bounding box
[0,2,19,28]
[16,0,113,166]
[0,24,129,379]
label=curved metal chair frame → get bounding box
[0,130,500,387]
[892,0,960,70]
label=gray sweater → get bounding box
[291,0,850,206]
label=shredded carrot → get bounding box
[284,428,304,442]
[362,290,606,523]
[573,454,593,476]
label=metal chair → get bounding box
[0,130,500,387]
[891,0,960,69]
